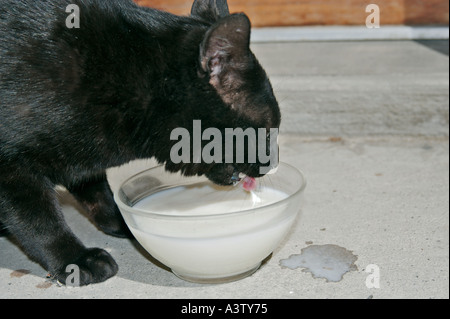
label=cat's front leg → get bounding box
[0,174,118,285]
[67,172,132,238]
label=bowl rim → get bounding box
[113,162,307,219]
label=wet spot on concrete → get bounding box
[329,137,343,143]
[280,244,358,282]
[36,281,53,289]
[10,269,31,278]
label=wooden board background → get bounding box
[135,0,449,27]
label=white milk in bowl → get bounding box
[120,180,302,283]
[135,182,288,216]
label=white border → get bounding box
[251,26,449,42]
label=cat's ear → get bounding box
[191,0,230,22]
[199,13,251,99]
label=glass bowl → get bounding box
[114,162,306,284]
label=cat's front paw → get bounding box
[93,206,134,239]
[56,248,118,286]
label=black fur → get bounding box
[0,0,280,285]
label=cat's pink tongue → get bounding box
[242,176,257,192]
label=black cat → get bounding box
[0,0,280,285]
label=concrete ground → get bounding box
[1,39,448,299]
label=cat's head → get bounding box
[164,0,280,186]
